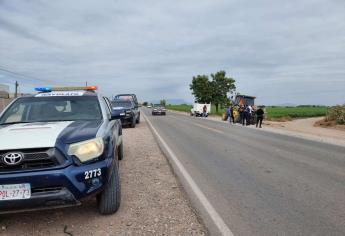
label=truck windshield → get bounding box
[111,100,133,108]
[0,96,102,125]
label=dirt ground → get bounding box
[314,118,345,130]
[263,117,345,141]
[0,120,206,236]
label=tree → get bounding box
[210,71,236,112]
[160,99,166,107]
[189,75,213,103]
[142,101,148,106]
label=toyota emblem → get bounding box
[3,152,24,165]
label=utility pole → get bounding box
[85,81,88,86]
[14,81,19,98]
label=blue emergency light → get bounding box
[35,87,52,92]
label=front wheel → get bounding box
[97,166,121,215]
[136,113,140,124]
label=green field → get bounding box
[166,104,328,119]
[266,107,327,119]
[166,104,192,112]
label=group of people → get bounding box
[226,105,265,128]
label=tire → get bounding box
[130,117,136,128]
[136,113,140,124]
[118,140,124,160]
[97,164,121,215]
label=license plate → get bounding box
[0,183,31,201]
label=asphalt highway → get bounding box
[143,109,345,236]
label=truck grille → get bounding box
[0,148,66,172]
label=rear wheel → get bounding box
[118,140,124,160]
[97,163,121,215]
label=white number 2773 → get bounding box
[84,168,102,180]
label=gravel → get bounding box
[0,119,206,236]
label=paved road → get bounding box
[143,109,345,236]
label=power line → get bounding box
[0,66,54,83]
[0,65,77,85]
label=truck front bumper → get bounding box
[0,158,115,214]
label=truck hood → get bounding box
[0,120,102,151]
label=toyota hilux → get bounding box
[0,86,123,215]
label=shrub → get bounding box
[327,105,345,125]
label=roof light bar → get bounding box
[35,87,52,92]
[34,86,98,92]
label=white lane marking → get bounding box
[143,113,234,236]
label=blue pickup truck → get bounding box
[0,86,123,215]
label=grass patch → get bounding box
[166,104,192,112]
[266,106,327,120]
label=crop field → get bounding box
[166,104,192,113]
[166,104,328,120]
[266,106,327,119]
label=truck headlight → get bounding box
[68,137,104,163]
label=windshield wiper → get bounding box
[0,121,31,125]
[33,119,76,122]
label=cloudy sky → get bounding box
[0,0,344,105]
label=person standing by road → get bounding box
[202,105,207,117]
[246,105,253,125]
[239,105,245,126]
[256,107,264,128]
[229,106,235,124]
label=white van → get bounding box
[190,103,211,117]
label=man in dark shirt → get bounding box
[239,105,245,126]
[256,107,264,128]
[230,106,235,124]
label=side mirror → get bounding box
[111,108,125,120]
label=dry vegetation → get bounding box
[315,105,345,130]
[327,105,345,125]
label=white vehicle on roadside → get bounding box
[190,103,211,117]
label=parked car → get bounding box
[111,99,140,128]
[152,104,166,116]
[0,86,123,215]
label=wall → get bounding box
[0,98,13,112]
